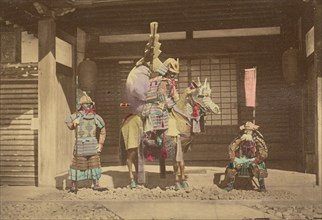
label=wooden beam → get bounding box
[83,16,281,35]
[66,0,283,9]
[71,4,279,18]
[72,9,279,26]
[38,18,57,187]
[88,35,281,59]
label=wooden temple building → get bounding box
[0,0,321,187]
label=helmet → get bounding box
[163,58,179,74]
[239,121,259,131]
[79,94,93,105]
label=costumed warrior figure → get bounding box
[121,21,164,188]
[65,93,106,193]
[224,121,268,192]
[142,58,180,161]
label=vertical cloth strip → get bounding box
[244,68,257,107]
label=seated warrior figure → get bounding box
[65,94,106,193]
[142,58,180,160]
[225,121,268,192]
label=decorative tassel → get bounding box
[192,103,199,118]
[147,149,153,161]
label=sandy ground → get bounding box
[1,165,322,220]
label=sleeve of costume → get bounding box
[65,113,77,124]
[94,114,105,128]
[228,137,242,161]
[132,74,150,102]
[95,114,106,145]
[172,86,179,102]
[64,113,77,130]
[254,136,268,163]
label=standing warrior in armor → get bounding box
[225,121,268,192]
[65,94,106,193]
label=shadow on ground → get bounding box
[55,173,93,190]
[102,170,176,189]
[55,169,178,190]
[55,168,258,191]
[213,172,256,191]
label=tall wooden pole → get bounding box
[313,0,322,185]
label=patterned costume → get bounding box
[142,76,178,131]
[225,121,268,192]
[141,58,179,160]
[65,94,106,192]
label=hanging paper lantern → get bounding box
[77,58,98,92]
[282,48,302,85]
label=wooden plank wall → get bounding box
[0,64,38,186]
[176,57,239,165]
[238,54,298,171]
[94,60,132,166]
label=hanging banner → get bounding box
[244,67,257,107]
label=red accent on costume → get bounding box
[147,149,153,161]
[161,147,167,159]
[82,105,96,114]
[171,79,176,96]
[193,103,199,118]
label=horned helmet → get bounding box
[164,58,179,75]
[155,58,180,77]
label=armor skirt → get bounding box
[68,155,101,181]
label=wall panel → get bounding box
[0,64,38,186]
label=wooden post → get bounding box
[38,18,57,186]
[314,0,322,185]
[160,158,166,178]
[253,67,257,124]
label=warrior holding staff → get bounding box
[65,93,106,193]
